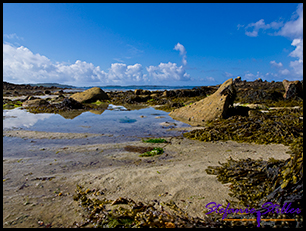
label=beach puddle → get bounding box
[3,105,191,138]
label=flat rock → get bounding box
[169,78,236,126]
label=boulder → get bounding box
[126,95,151,103]
[162,90,171,97]
[69,87,109,103]
[22,99,49,107]
[169,78,236,126]
[150,93,159,98]
[134,89,150,95]
[55,90,64,95]
[282,80,303,99]
[58,97,84,109]
[142,90,151,95]
[234,76,241,83]
[134,89,142,95]
[23,95,39,101]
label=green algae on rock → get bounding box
[139,147,164,157]
[142,138,168,143]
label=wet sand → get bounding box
[3,130,290,228]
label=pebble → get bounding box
[38,220,44,226]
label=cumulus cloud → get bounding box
[279,69,290,75]
[289,38,303,76]
[146,62,190,82]
[3,42,191,85]
[174,42,187,66]
[3,43,147,86]
[270,60,283,68]
[281,4,303,78]
[244,19,283,37]
[108,63,145,83]
[243,71,264,81]
[275,3,303,39]
[243,4,302,39]
[242,4,303,80]
[145,43,191,82]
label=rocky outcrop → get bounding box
[234,76,241,83]
[282,80,303,99]
[134,89,151,95]
[58,97,84,109]
[69,87,109,103]
[22,99,49,107]
[169,78,236,126]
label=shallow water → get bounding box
[3,105,191,138]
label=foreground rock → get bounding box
[282,79,303,99]
[69,87,109,103]
[169,78,236,126]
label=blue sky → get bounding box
[3,3,303,87]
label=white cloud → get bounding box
[270,60,283,68]
[3,33,24,40]
[3,43,147,86]
[205,77,215,82]
[108,63,145,83]
[242,4,303,80]
[146,62,190,81]
[265,72,278,77]
[174,42,187,66]
[279,69,290,75]
[243,71,264,81]
[224,72,234,77]
[3,43,192,86]
[237,24,244,30]
[289,38,303,76]
[289,38,303,60]
[244,19,283,37]
[275,3,303,39]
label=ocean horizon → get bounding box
[80,85,206,92]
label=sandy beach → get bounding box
[3,130,291,228]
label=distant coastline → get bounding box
[5,81,210,92]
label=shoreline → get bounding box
[3,131,291,228]
[3,80,302,227]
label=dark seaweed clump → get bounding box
[184,108,303,146]
[70,185,212,228]
[185,107,303,228]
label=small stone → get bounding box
[38,220,44,226]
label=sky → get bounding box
[3,3,303,87]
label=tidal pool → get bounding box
[3,105,191,138]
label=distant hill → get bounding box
[29,83,76,88]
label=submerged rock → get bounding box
[169,78,236,126]
[69,87,109,103]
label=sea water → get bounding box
[3,105,190,138]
